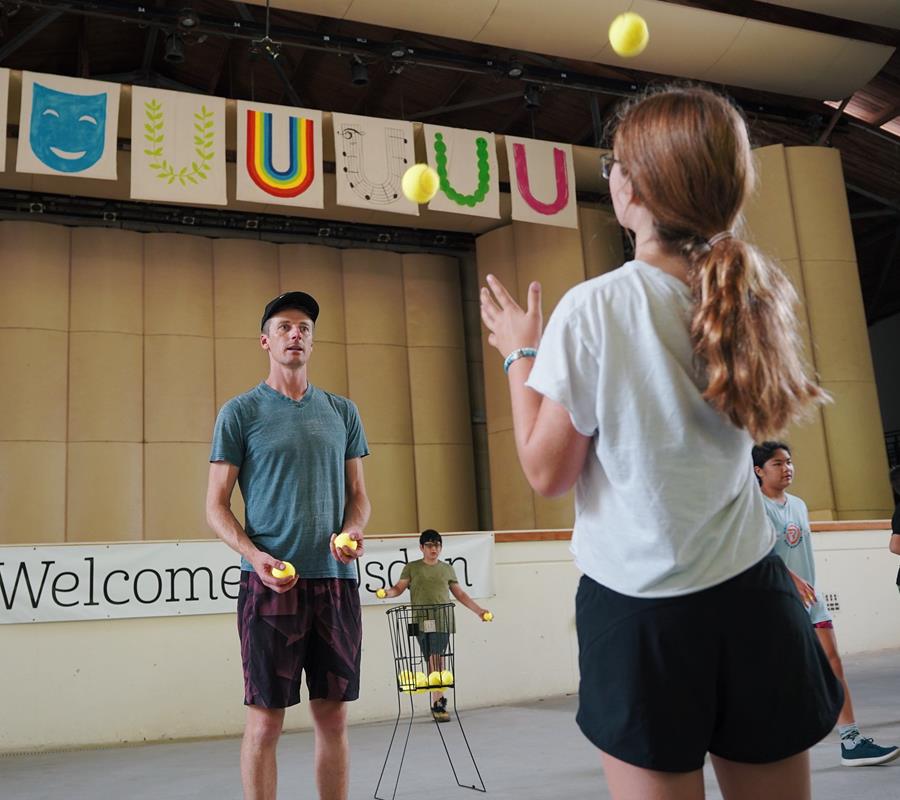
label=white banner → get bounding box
[130,86,226,205]
[424,124,499,218]
[505,135,578,229]
[0,533,494,624]
[332,112,418,215]
[0,68,8,171]
[235,100,324,208]
[16,72,120,179]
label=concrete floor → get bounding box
[2,649,898,800]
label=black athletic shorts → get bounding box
[575,552,844,772]
[237,572,362,708]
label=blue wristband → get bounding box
[503,347,538,374]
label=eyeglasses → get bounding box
[600,153,620,180]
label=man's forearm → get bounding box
[208,504,259,563]
[342,490,371,533]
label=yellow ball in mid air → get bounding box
[609,12,649,58]
[333,532,358,552]
[271,561,296,579]
[401,164,440,204]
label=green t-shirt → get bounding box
[400,559,459,633]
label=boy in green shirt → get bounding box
[379,529,491,721]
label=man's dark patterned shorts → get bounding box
[237,571,362,708]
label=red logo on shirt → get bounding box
[785,523,803,547]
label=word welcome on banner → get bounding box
[0,533,494,624]
[2,71,581,228]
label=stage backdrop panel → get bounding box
[130,86,226,205]
[16,72,120,179]
[235,100,323,208]
[505,135,578,229]
[332,112,417,215]
[424,124,500,219]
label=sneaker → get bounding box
[431,703,450,723]
[840,735,900,766]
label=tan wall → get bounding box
[474,206,624,531]
[3,526,896,753]
[0,223,478,543]
[744,145,893,519]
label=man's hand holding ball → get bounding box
[332,531,364,563]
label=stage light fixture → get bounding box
[164,32,185,64]
[524,84,541,109]
[507,58,524,78]
[351,57,369,86]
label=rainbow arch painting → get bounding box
[236,101,324,208]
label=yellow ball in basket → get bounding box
[271,561,295,579]
[401,163,440,204]
[482,611,493,622]
[415,671,429,689]
[440,669,454,685]
[428,671,443,687]
[333,532,357,552]
[609,12,649,58]
[397,670,415,689]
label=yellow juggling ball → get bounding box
[401,164,440,204]
[609,12,649,58]
[334,532,358,552]
[271,561,296,579]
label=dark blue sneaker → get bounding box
[840,735,900,766]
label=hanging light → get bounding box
[164,32,185,64]
[351,57,369,86]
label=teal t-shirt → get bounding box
[762,492,831,624]
[210,382,369,579]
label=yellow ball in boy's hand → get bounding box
[334,532,358,552]
[415,671,428,688]
[609,12,649,58]
[376,588,387,599]
[428,671,442,687]
[482,611,493,622]
[401,164,440,204]
[271,561,295,579]
[440,670,454,685]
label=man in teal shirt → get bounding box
[207,291,370,800]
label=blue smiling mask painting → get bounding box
[30,83,108,173]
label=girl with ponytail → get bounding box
[480,86,842,799]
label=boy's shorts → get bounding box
[575,552,843,772]
[237,571,362,708]
[417,632,450,660]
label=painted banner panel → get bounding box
[332,112,418,215]
[130,86,226,205]
[16,72,120,179]
[236,100,324,208]
[0,69,8,171]
[0,533,494,623]
[424,124,500,218]
[505,135,578,229]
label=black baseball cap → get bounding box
[261,292,319,330]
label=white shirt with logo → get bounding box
[761,492,831,624]
[526,260,775,598]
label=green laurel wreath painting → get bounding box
[143,99,215,186]
[433,132,490,207]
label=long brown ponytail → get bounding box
[611,86,828,439]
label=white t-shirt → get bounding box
[526,260,775,598]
